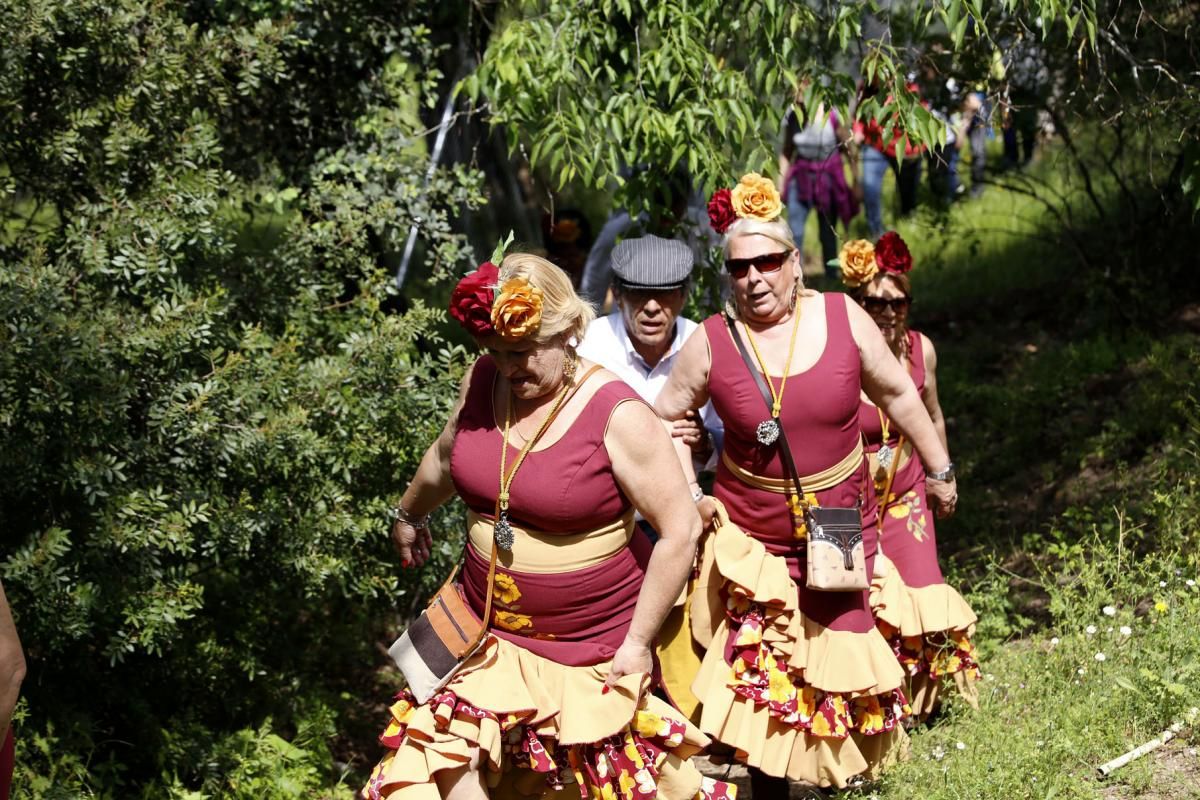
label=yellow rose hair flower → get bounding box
[491,277,544,340]
[729,172,782,222]
[839,239,879,288]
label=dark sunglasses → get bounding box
[724,250,792,279]
[861,296,912,314]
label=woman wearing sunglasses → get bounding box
[842,232,981,723]
[655,175,957,795]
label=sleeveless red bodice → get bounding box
[452,357,651,666]
[451,357,638,533]
[859,329,944,588]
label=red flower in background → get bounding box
[448,262,500,336]
[874,231,913,275]
[707,188,737,235]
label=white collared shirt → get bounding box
[577,311,724,460]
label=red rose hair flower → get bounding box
[874,231,913,275]
[448,262,500,336]
[707,188,737,235]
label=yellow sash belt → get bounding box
[467,511,635,574]
[721,438,864,494]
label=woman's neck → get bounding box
[742,303,797,332]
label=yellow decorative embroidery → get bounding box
[493,572,522,605]
[492,610,534,632]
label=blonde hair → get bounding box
[722,216,797,255]
[498,253,595,344]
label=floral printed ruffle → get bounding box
[727,602,910,739]
[877,621,982,681]
[364,690,736,800]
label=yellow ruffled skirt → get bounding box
[362,634,736,800]
[870,553,982,718]
[683,503,910,788]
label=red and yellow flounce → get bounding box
[684,501,910,788]
[870,553,982,717]
[362,634,736,800]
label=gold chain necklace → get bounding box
[494,379,573,550]
[742,303,803,446]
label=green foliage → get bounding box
[467,1,1094,208]
[880,458,1200,800]
[0,0,483,792]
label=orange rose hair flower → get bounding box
[491,277,544,340]
[838,239,879,288]
[729,173,783,222]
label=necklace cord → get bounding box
[742,303,803,419]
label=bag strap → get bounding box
[723,314,812,522]
[469,362,604,649]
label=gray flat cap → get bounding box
[611,235,694,291]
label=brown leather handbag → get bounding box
[387,534,497,704]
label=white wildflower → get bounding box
[956,742,966,751]
[1160,581,1168,587]
[1119,626,1132,636]
[1095,652,1107,662]
[1085,625,1098,635]
[1103,605,1117,616]
[1078,667,1087,675]
[1050,637,1060,646]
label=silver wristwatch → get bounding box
[927,462,956,482]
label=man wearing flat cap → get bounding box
[577,235,723,467]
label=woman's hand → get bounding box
[926,476,958,519]
[697,496,718,532]
[391,519,433,568]
[603,639,653,692]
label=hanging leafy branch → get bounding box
[466,0,1096,208]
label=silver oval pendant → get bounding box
[494,515,515,551]
[756,418,781,447]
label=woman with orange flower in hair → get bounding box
[657,174,957,795]
[361,251,734,800]
[839,232,981,722]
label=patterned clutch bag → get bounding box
[804,506,868,591]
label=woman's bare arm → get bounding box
[654,324,712,422]
[392,360,478,566]
[0,581,25,739]
[919,333,949,453]
[604,400,702,687]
